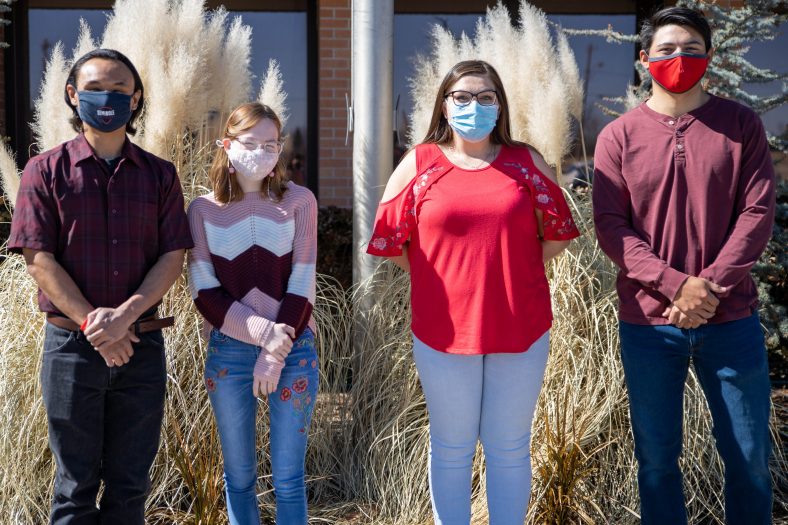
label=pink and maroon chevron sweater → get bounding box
[187,183,317,383]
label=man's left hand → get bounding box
[662,305,704,329]
[84,307,140,349]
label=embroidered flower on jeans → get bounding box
[280,387,292,401]
[205,377,216,393]
[293,376,309,394]
[217,368,228,378]
[311,360,317,368]
[293,398,302,409]
[299,359,308,367]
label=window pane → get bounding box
[741,30,788,137]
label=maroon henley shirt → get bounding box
[593,95,776,325]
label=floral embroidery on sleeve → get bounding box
[502,161,579,238]
[368,165,445,253]
[502,162,558,212]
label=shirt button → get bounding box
[112,209,117,214]
[677,144,684,150]
[113,270,119,276]
[668,120,675,126]
[112,239,118,245]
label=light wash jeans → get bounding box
[413,330,550,525]
[205,327,319,525]
[620,312,772,525]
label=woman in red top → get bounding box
[367,60,579,524]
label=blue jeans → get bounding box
[412,331,550,525]
[619,313,772,525]
[205,328,318,525]
[41,322,167,525]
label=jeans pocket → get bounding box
[209,328,229,344]
[140,330,165,351]
[43,324,77,354]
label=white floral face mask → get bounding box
[217,140,280,181]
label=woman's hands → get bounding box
[253,323,295,398]
[265,323,296,361]
[253,375,280,398]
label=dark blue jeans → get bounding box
[41,322,167,525]
[619,312,772,525]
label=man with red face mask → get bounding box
[593,7,775,525]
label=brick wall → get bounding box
[317,0,352,208]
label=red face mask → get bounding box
[647,52,709,94]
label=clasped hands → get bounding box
[253,323,296,399]
[662,276,727,329]
[82,307,139,368]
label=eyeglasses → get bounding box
[236,140,284,154]
[444,90,498,107]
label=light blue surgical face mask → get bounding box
[447,101,499,143]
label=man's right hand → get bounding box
[672,276,727,324]
[263,323,296,362]
[95,333,135,367]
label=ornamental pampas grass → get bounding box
[214,15,253,124]
[0,141,20,210]
[31,42,72,152]
[258,59,290,130]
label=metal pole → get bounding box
[351,0,394,286]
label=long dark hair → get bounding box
[209,102,289,204]
[421,60,521,147]
[64,48,145,135]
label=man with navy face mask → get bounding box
[593,7,775,524]
[9,49,193,524]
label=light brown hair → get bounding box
[421,60,523,147]
[209,102,288,203]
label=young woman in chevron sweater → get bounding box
[187,102,318,525]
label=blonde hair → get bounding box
[209,102,288,203]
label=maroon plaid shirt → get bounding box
[9,133,194,315]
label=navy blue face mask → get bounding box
[76,90,134,133]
